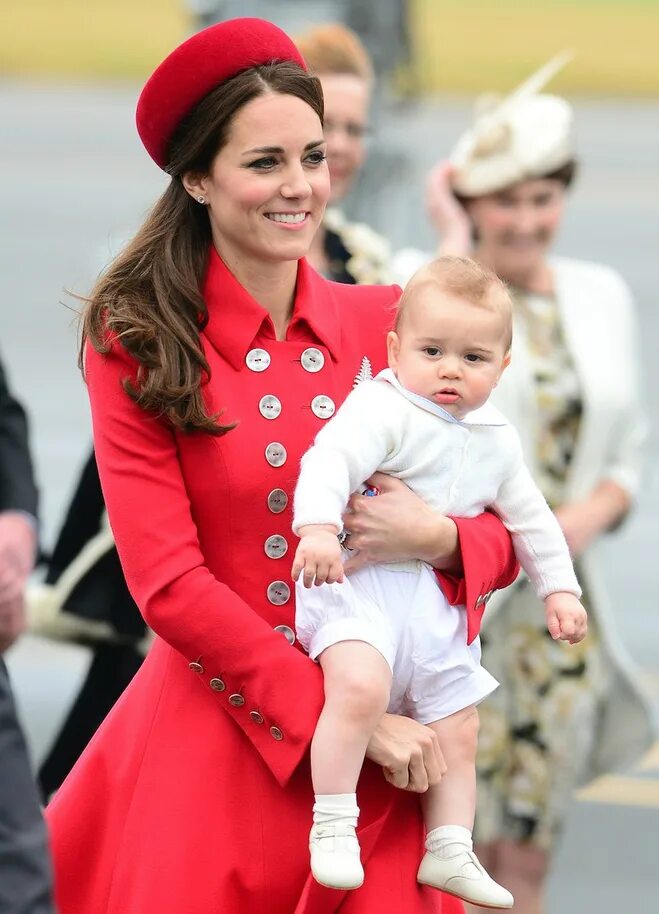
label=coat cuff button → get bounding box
[189,661,204,673]
[270,726,283,741]
[250,711,264,724]
[229,693,245,707]
[209,677,226,692]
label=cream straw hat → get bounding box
[450,51,575,197]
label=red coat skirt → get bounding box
[47,252,517,914]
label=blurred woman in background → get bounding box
[296,23,401,285]
[426,57,653,914]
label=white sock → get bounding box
[313,793,359,829]
[426,825,473,858]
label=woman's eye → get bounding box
[248,156,277,170]
[305,151,327,166]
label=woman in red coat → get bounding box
[46,18,518,914]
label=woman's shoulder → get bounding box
[552,255,633,303]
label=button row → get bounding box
[259,395,336,422]
[246,347,325,374]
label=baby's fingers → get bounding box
[326,561,345,585]
[546,608,561,640]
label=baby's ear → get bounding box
[386,330,400,367]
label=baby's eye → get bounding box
[424,347,441,357]
[465,353,482,363]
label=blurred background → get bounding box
[1,2,658,911]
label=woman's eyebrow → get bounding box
[242,139,325,156]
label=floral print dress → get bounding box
[474,290,609,851]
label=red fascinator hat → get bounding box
[136,17,307,170]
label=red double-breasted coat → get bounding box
[47,249,517,914]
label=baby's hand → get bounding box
[545,592,588,644]
[292,526,344,589]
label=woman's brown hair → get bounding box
[80,61,324,435]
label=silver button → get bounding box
[250,710,264,724]
[229,693,245,707]
[267,581,291,606]
[209,677,226,692]
[245,348,271,372]
[259,395,282,420]
[311,395,336,420]
[475,590,493,608]
[265,442,287,467]
[274,624,295,646]
[267,489,288,514]
[189,660,204,673]
[270,726,284,741]
[265,535,288,559]
[301,347,325,373]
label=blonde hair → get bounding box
[397,256,513,351]
[295,23,373,83]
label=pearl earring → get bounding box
[197,195,206,204]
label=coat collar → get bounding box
[201,245,342,370]
[376,368,508,427]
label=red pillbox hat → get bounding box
[136,17,307,170]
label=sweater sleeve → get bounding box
[85,339,324,787]
[494,451,581,600]
[292,382,397,534]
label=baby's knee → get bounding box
[447,706,480,759]
[328,665,390,721]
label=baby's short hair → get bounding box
[396,256,513,351]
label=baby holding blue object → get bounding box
[291,256,587,907]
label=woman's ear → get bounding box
[182,171,207,203]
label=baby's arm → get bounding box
[291,524,344,589]
[292,383,397,585]
[494,455,588,644]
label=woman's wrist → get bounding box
[422,515,461,573]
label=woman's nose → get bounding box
[280,165,312,200]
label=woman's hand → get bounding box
[425,161,472,257]
[366,712,447,792]
[341,473,460,575]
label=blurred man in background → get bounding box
[0,355,55,914]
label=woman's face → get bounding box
[188,91,330,268]
[320,73,370,203]
[465,178,567,281]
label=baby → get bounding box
[291,256,587,908]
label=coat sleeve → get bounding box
[599,272,648,501]
[85,340,324,787]
[436,513,519,645]
[0,357,39,518]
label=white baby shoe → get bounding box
[309,822,364,890]
[418,846,513,908]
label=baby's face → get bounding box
[387,287,510,419]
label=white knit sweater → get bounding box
[293,370,581,600]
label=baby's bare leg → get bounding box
[422,705,479,830]
[313,640,392,793]
[309,640,391,890]
[417,706,513,908]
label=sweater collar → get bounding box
[201,245,342,370]
[376,368,508,427]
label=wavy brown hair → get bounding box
[80,62,324,435]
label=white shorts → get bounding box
[295,561,498,724]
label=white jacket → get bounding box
[489,256,653,777]
[293,369,580,601]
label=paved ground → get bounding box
[1,82,658,911]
